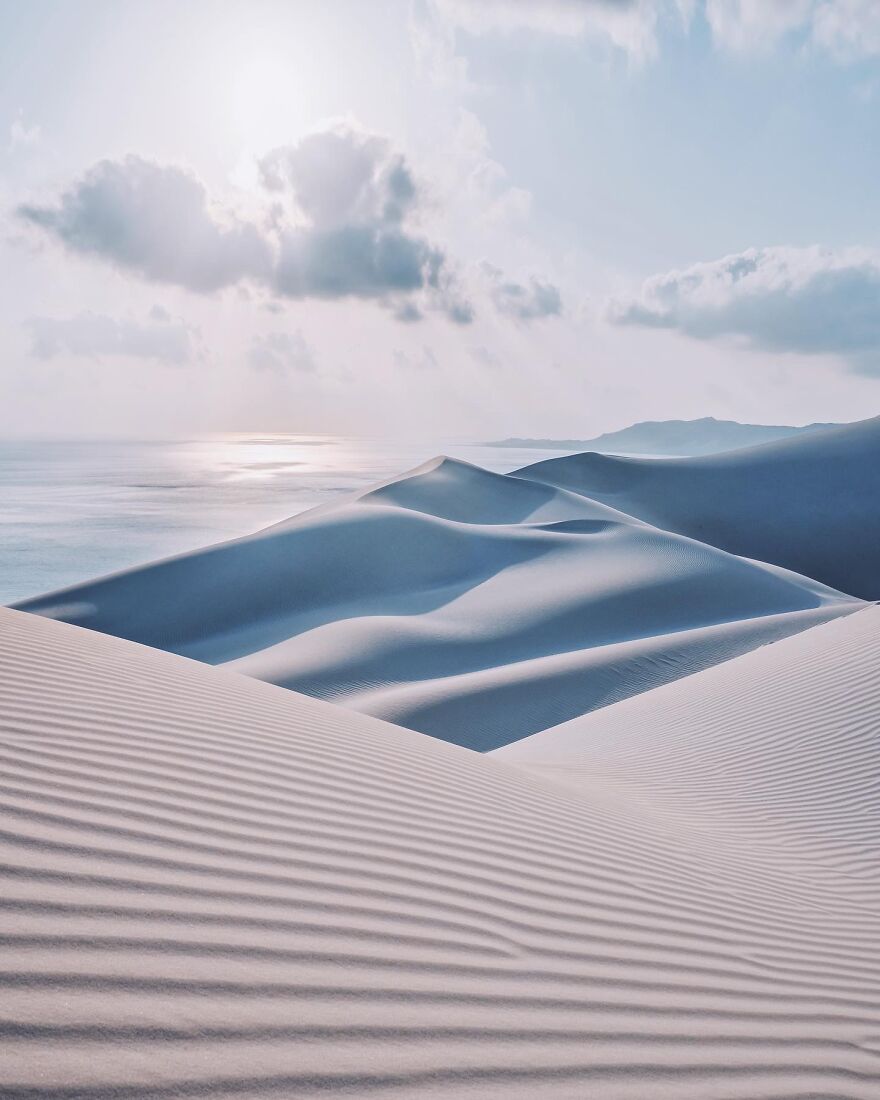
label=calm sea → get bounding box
[0,436,576,605]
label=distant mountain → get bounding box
[486,417,843,457]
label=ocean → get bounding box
[0,435,573,605]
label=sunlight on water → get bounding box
[0,436,577,605]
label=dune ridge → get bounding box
[14,452,859,750]
[1,605,879,1098]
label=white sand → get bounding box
[517,413,880,600]
[1,604,879,1098]
[15,454,860,750]
[496,603,880,876]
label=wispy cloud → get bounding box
[420,0,880,63]
[26,307,197,365]
[393,345,439,370]
[705,0,880,59]
[248,331,316,374]
[484,262,563,322]
[422,0,670,62]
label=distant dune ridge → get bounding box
[518,413,880,600]
[1,605,879,1098]
[15,437,862,749]
[486,415,840,455]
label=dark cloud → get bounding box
[484,262,563,321]
[609,245,880,373]
[273,224,441,299]
[19,128,472,323]
[26,308,196,365]
[248,331,316,374]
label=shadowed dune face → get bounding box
[0,606,879,1098]
[516,414,880,600]
[14,454,860,750]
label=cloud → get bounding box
[811,0,880,58]
[262,125,469,320]
[703,0,811,51]
[248,331,316,374]
[424,0,671,61]
[26,308,197,365]
[705,0,880,59]
[423,0,880,62]
[483,263,563,321]
[18,156,271,292]
[608,245,880,372]
[17,126,473,323]
[260,127,418,228]
[273,223,441,299]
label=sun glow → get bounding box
[232,54,298,135]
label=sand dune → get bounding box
[15,455,859,749]
[1,605,879,1098]
[517,413,880,599]
[497,604,880,880]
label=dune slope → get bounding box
[1,606,879,1098]
[14,456,859,750]
[516,413,880,599]
[497,605,880,881]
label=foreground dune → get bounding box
[518,413,880,599]
[15,455,858,749]
[1,605,879,1098]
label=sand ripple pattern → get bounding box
[1,607,879,1098]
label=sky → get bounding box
[3,0,880,439]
